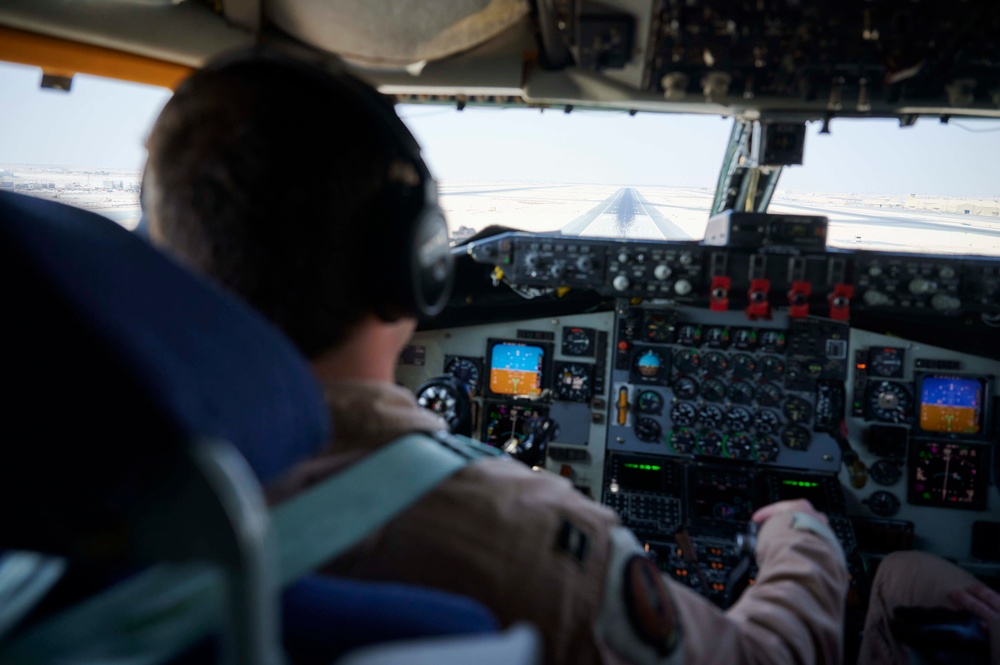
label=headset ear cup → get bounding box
[409,205,454,318]
[373,203,453,322]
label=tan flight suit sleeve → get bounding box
[857,550,991,665]
[666,511,849,665]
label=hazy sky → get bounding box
[2,60,999,196]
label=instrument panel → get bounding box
[398,296,1000,606]
[465,233,1000,319]
[608,306,846,472]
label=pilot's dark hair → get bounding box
[145,53,422,358]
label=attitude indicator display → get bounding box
[918,375,984,435]
[488,342,545,396]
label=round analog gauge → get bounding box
[643,312,673,343]
[728,381,756,405]
[669,428,696,454]
[783,396,812,423]
[867,381,912,423]
[869,459,902,486]
[869,347,905,378]
[416,382,465,429]
[705,326,730,349]
[726,406,753,431]
[702,351,729,375]
[727,432,755,460]
[781,424,811,451]
[636,389,664,414]
[444,356,481,394]
[699,404,724,429]
[553,362,592,402]
[633,349,667,381]
[730,353,758,379]
[753,409,781,434]
[670,402,698,427]
[732,328,758,350]
[755,435,780,462]
[759,356,785,381]
[759,330,787,353]
[866,490,901,517]
[672,375,699,400]
[699,430,725,456]
[756,382,784,408]
[677,324,703,347]
[635,417,663,443]
[674,349,701,374]
[701,378,727,402]
[562,328,592,355]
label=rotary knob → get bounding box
[654,264,672,280]
[550,262,566,279]
[863,290,890,306]
[576,255,594,271]
[617,251,629,263]
[612,274,631,292]
[909,278,934,295]
[931,293,961,311]
[674,279,693,296]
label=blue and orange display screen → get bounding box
[489,343,544,396]
[919,376,983,434]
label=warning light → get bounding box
[618,341,629,350]
[856,363,867,370]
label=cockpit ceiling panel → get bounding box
[636,1,1000,118]
[264,0,530,68]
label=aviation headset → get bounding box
[144,47,454,321]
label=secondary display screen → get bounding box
[908,440,989,510]
[918,376,984,435]
[618,462,668,494]
[488,342,545,396]
[688,467,756,524]
[766,474,837,514]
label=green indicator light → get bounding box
[781,480,820,488]
[923,492,931,499]
[623,463,662,471]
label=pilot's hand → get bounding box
[751,498,829,528]
[948,584,1000,633]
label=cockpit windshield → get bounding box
[3,59,1000,257]
[405,107,1000,256]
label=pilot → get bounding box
[143,50,849,665]
[857,550,999,664]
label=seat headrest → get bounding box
[0,191,330,549]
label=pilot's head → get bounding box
[145,50,452,360]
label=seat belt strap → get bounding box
[273,431,498,581]
[0,432,497,665]
[0,551,67,639]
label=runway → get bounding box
[559,187,691,240]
